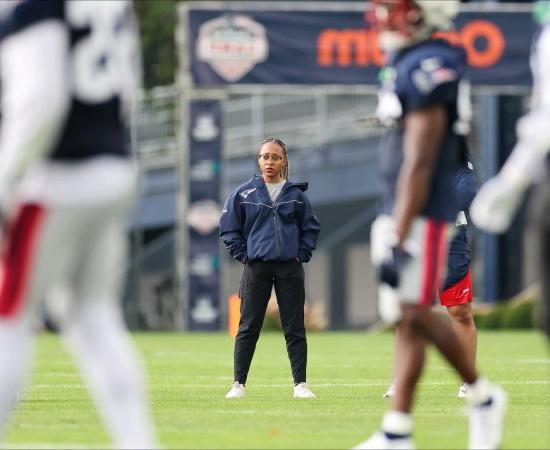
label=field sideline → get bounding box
[4,330,550,449]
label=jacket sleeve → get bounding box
[456,163,477,211]
[219,189,248,263]
[296,194,321,263]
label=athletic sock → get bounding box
[381,410,413,439]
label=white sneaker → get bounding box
[225,382,245,399]
[458,382,469,398]
[293,382,316,398]
[383,382,396,399]
[353,431,415,450]
[468,385,507,449]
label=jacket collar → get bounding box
[249,174,308,192]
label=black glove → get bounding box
[378,247,410,288]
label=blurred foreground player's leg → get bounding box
[0,1,156,448]
[384,162,478,400]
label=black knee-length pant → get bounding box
[234,260,307,385]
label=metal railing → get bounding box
[131,85,383,163]
[132,85,180,165]
[223,90,382,156]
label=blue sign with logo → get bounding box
[188,8,536,86]
[187,100,222,331]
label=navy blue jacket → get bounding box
[219,175,321,263]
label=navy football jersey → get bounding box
[376,39,469,222]
[0,0,140,161]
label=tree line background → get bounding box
[135,0,178,89]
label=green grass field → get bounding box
[4,330,550,449]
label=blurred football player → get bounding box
[383,158,479,400]
[0,1,156,448]
[355,1,506,449]
[471,1,550,339]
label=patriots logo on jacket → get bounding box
[240,188,257,198]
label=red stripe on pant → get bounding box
[0,204,45,318]
[419,220,446,307]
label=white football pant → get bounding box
[0,157,156,449]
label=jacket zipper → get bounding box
[273,208,280,258]
[264,181,287,259]
[272,185,284,259]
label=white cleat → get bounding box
[293,382,316,398]
[458,382,469,398]
[468,385,507,449]
[383,383,396,399]
[225,382,245,399]
[353,431,415,450]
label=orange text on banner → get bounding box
[317,19,505,69]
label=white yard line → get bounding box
[5,443,106,449]
[20,380,550,395]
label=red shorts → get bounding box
[439,270,473,307]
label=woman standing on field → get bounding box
[219,138,321,399]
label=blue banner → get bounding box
[189,9,536,86]
[187,100,222,331]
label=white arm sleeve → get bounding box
[500,26,550,187]
[0,20,70,190]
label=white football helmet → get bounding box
[366,0,459,51]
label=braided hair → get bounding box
[259,137,289,180]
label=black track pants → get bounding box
[233,260,307,385]
[531,178,550,338]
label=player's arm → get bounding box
[500,27,550,182]
[0,3,69,209]
[393,104,448,247]
[472,27,550,232]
